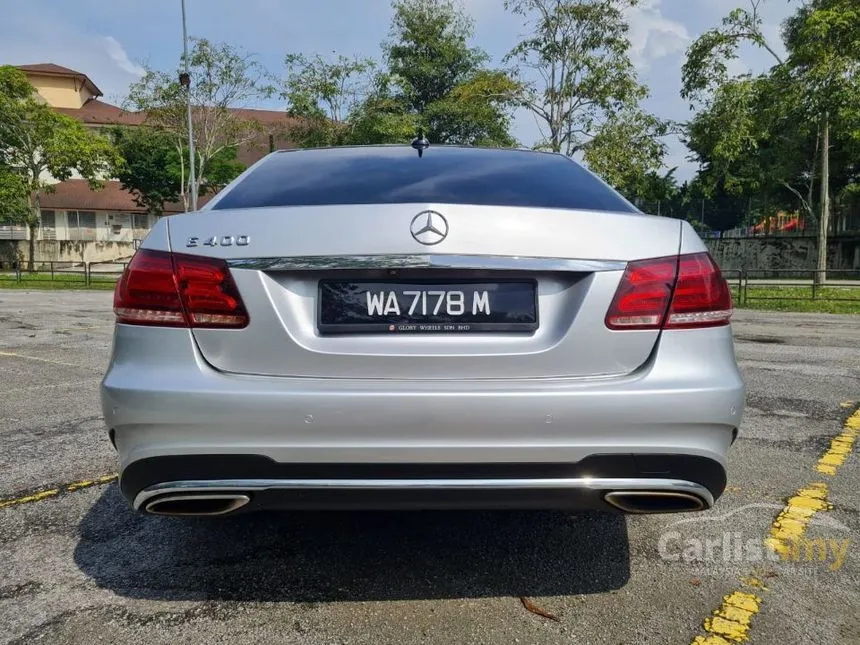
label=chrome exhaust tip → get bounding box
[604,490,706,514]
[144,493,251,517]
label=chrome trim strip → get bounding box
[227,254,627,273]
[133,477,713,510]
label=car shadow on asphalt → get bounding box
[74,484,630,602]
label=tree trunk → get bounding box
[807,122,819,229]
[815,114,830,285]
[27,193,40,272]
[27,222,37,272]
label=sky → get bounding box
[0,0,795,181]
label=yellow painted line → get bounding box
[816,408,859,475]
[0,474,117,510]
[764,483,831,557]
[693,590,763,644]
[0,351,77,367]
[689,404,858,644]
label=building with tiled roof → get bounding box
[1,64,292,251]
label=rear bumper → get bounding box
[101,324,744,511]
[125,454,724,513]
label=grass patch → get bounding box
[732,285,860,314]
[0,272,118,291]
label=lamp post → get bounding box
[180,0,197,211]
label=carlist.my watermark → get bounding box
[656,503,851,572]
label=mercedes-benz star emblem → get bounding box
[410,211,449,245]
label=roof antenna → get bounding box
[411,129,430,158]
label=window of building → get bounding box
[40,210,56,240]
[40,211,56,228]
[132,213,149,230]
[67,210,97,241]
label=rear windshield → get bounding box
[212,145,637,213]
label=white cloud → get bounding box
[624,0,690,71]
[103,36,145,78]
[0,5,146,104]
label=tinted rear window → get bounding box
[213,146,637,213]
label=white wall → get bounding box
[37,210,150,242]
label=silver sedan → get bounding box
[101,145,744,517]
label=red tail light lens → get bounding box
[605,252,731,330]
[665,252,732,328]
[114,250,185,326]
[114,249,249,328]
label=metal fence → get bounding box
[0,261,127,288]
[724,269,860,305]
[0,225,28,240]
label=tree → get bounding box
[127,38,271,211]
[681,0,783,102]
[282,53,415,147]
[582,108,671,206]
[504,0,646,156]
[386,0,518,146]
[681,1,808,226]
[281,1,518,148]
[684,72,819,221]
[110,125,245,215]
[682,0,860,280]
[0,65,118,270]
[783,0,860,280]
[110,126,181,215]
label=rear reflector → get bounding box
[605,252,731,330]
[114,249,249,328]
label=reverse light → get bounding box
[114,249,249,328]
[605,252,732,330]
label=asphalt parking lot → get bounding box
[1,290,858,645]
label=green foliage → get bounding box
[504,0,646,156]
[282,53,397,147]
[282,0,518,148]
[0,65,119,268]
[126,38,270,209]
[681,1,783,105]
[111,126,244,214]
[386,0,517,146]
[0,65,119,219]
[387,0,487,113]
[681,0,860,232]
[0,66,118,206]
[783,0,860,110]
[582,109,671,203]
[0,165,30,224]
[111,126,182,215]
[346,77,419,145]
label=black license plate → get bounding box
[318,280,538,334]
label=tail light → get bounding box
[114,249,249,328]
[605,252,732,330]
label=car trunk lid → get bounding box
[167,203,681,379]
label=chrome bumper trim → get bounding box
[133,477,713,510]
[226,254,627,273]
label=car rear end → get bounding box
[101,146,744,516]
